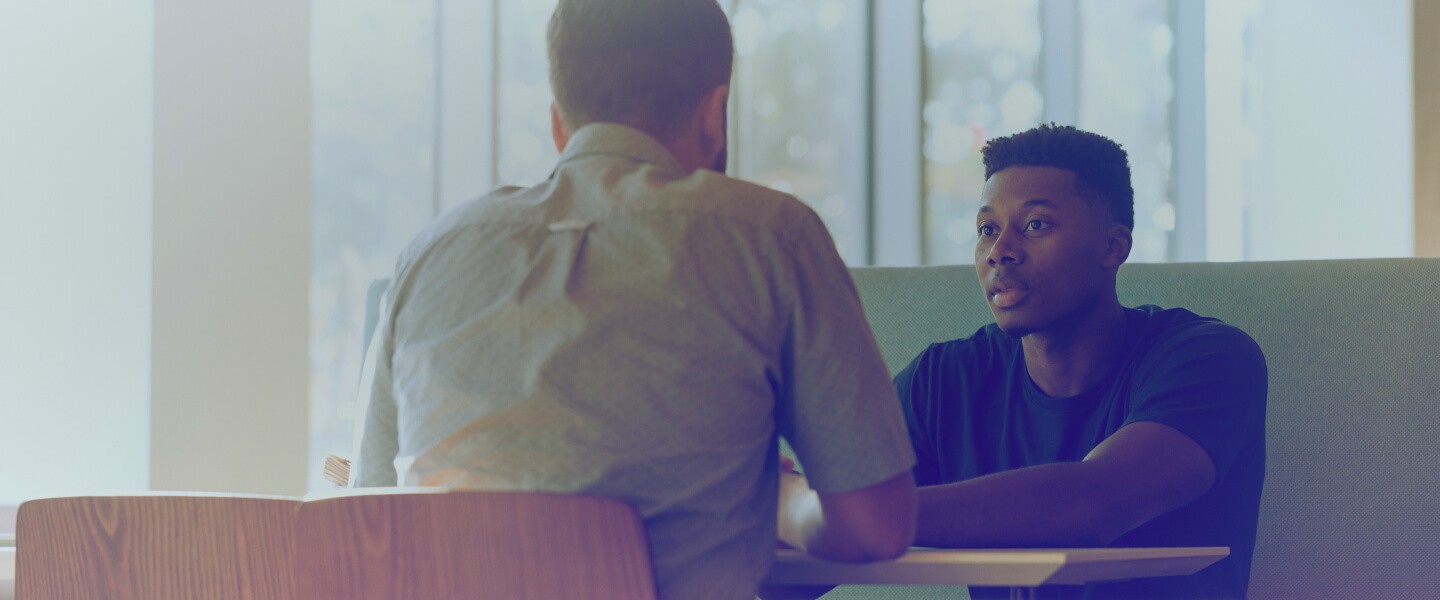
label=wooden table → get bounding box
[0,544,1226,600]
[761,546,1229,600]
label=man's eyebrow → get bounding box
[976,198,1058,217]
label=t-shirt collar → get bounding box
[556,122,685,173]
[1017,307,1145,411]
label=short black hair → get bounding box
[547,0,734,141]
[981,123,1135,230]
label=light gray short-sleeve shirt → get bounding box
[354,123,914,600]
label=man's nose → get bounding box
[986,230,1024,266]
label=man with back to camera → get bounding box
[895,124,1267,599]
[351,0,917,598]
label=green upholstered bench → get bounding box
[833,258,1440,599]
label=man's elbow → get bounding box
[1076,498,1156,547]
[815,472,917,562]
[858,525,915,561]
[1071,524,1123,549]
[814,517,914,563]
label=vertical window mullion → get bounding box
[1172,0,1208,262]
[432,0,445,218]
[871,0,924,266]
[1040,0,1078,125]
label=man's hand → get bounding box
[776,455,812,550]
[779,454,801,475]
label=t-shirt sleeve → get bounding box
[894,346,944,487]
[1125,320,1268,480]
[775,209,916,494]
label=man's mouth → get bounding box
[990,288,1029,309]
[987,277,1030,309]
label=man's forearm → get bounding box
[778,471,916,562]
[918,421,1219,548]
[779,487,904,563]
[914,461,1131,548]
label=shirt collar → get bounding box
[556,122,684,173]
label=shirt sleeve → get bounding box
[1124,319,1268,480]
[353,286,400,487]
[894,346,944,487]
[774,208,916,493]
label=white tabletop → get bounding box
[0,544,1226,600]
[764,546,1229,588]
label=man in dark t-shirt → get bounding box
[895,124,1266,600]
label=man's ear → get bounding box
[697,85,729,160]
[1103,224,1133,269]
[551,103,571,153]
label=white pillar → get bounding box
[151,0,311,495]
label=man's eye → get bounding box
[1026,220,1049,232]
[978,224,996,236]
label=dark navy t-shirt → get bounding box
[895,305,1267,600]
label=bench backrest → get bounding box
[296,488,656,599]
[16,494,299,600]
[850,258,1440,598]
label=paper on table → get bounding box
[322,454,352,487]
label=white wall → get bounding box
[0,1,153,504]
[0,0,312,504]
[1249,0,1413,260]
[150,0,311,496]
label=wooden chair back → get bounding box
[296,488,657,600]
[15,494,299,600]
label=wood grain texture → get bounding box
[297,489,657,600]
[15,495,299,600]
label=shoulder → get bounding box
[646,169,829,247]
[898,324,1016,389]
[1134,306,1262,350]
[387,184,537,285]
[1129,305,1267,370]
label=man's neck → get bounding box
[1020,299,1128,398]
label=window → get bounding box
[495,0,559,186]
[921,0,1043,265]
[310,0,441,489]
[1077,0,1178,262]
[729,0,869,263]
